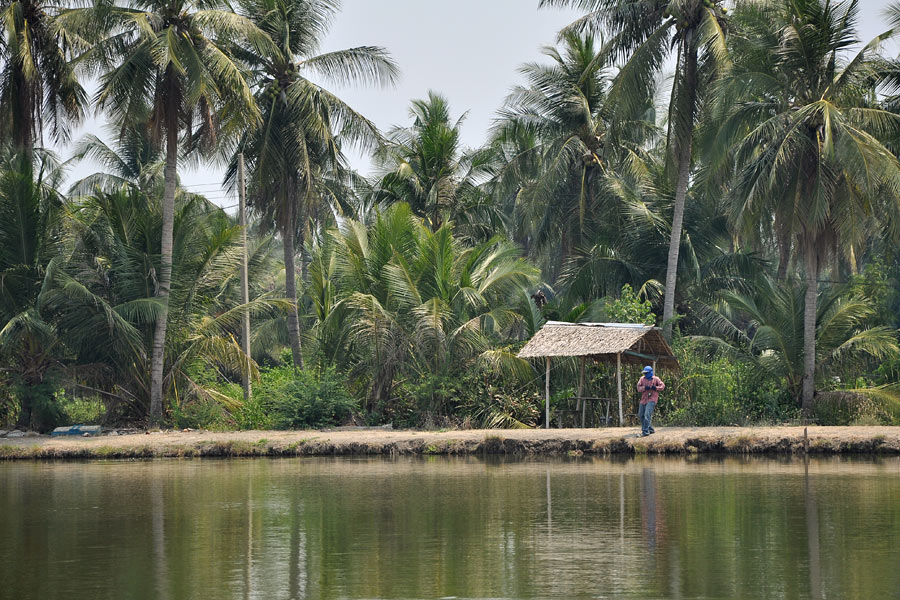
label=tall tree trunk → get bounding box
[776,221,792,281]
[801,237,818,419]
[832,241,841,282]
[372,366,394,413]
[149,103,177,424]
[13,68,34,164]
[283,199,304,369]
[662,36,698,340]
[14,380,35,430]
[777,238,791,281]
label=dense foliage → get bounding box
[1,0,899,431]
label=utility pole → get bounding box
[238,153,252,403]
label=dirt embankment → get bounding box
[1,426,899,460]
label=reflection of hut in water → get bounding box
[518,322,679,427]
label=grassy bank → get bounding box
[1,427,898,460]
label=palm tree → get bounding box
[700,277,899,405]
[0,153,65,429]
[67,124,162,196]
[716,0,900,415]
[89,0,264,422]
[321,202,537,414]
[557,145,766,321]
[0,0,87,159]
[68,185,287,418]
[490,31,658,281]
[541,0,729,339]
[373,92,494,235]
[226,0,398,370]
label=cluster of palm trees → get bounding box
[531,0,900,416]
[1,0,899,429]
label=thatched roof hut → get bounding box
[518,321,678,370]
[518,322,680,428]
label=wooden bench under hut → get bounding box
[518,322,680,428]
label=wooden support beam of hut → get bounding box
[578,356,586,428]
[617,352,623,427]
[545,357,550,429]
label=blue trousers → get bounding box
[638,401,656,435]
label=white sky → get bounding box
[60,0,896,211]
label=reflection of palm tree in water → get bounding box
[640,468,666,552]
[151,475,170,600]
[805,460,822,600]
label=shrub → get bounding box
[13,380,64,432]
[605,284,656,325]
[170,398,229,430]
[459,378,542,429]
[235,394,274,430]
[393,370,542,429]
[0,373,17,427]
[814,391,898,426]
[658,339,799,426]
[256,366,356,429]
[59,395,105,425]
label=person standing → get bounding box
[637,366,665,437]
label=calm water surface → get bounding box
[1,456,898,599]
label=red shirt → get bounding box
[637,376,665,404]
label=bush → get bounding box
[59,395,105,425]
[392,370,542,429]
[12,380,64,432]
[0,373,17,427]
[256,366,356,429]
[658,339,798,426]
[813,391,899,426]
[605,284,655,325]
[170,398,230,430]
[234,393,274,430]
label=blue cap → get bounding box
[642,366,652,373]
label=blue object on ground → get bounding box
[51,425,102,437]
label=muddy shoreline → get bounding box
[1,426,898,460]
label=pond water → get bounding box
[1,456,898,599]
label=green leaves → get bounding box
[702,277,900,401]
[0,0,88,152]
[373,92,492,235]
[225,0,397,236]
[94,0,262,158]
[312,202,537,406]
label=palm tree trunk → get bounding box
[832,242,841,282]
[372,366,394,412]
[15,379,35,430]
[777,217,792,281]
[283,200,304,369]
[149,101,177,424]
[801,237,818,419]
[662,35,698,340]
[13,68,35,164]
[777,237,791,281]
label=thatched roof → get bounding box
[518,322,679,370]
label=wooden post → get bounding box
[578,356,586,428]
[238,153,252,403]
[617,352,623,426]
[545,357,551,429]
